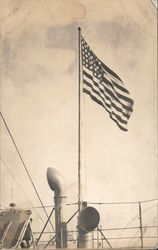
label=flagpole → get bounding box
[78,26,81,213]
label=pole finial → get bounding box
[78,27,81,31]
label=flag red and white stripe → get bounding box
[81,35,134,131]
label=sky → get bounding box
[0,0,157,247]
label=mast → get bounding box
[78,27,81,212]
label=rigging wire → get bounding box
[23,198,158,209]
[0,112,54,231]
[0,156,51,230]
[87,198,158,205]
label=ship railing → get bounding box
[32,224,158,249]
[28,198,158,249]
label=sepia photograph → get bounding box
[0,0,157,249]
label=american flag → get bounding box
[81,35,134,131]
